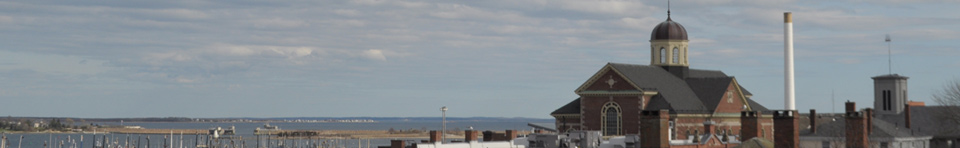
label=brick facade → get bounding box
[565,68,766,136]
[772,110,799,148]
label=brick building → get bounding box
[549,13,773,141]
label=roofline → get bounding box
[574,63,645,93]
[550,114,580,117]
[731,77,753,111]
[871,74,909,79]
[800,136,933,141]
[577,90,658,96]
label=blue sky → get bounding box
[1,0,959,118]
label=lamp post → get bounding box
[441,106,448,143]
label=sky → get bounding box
[1,0,959,118]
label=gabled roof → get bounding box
[557,62,769,115]
[745,99,768,111]
[689,69,752,96]
[686,78,733,111]
[608,63,708,112]
[645,94,679,113]
[551,98,581,115]
[688,69,728,78]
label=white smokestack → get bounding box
[784,12,796,110]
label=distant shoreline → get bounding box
[2,117,553,123]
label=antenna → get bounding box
[831,89,835,113]
[886,34,892,74]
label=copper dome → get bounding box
[650,18,688,40]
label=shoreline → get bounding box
[1,129,528,139]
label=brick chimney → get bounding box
[809,109,817,133]
[505,130,518,141]
[482,131,493,141]
[846,111,868,148]
[391,140,406,148]
[640,110,670,148]
[865,108,873,135]
[704,121,716,135]
[846,101,856,113]
[905,104,912,129]
[740,111,762,141]
[464,130,479,142]
[429,130,441,143]
[773,110,799,148]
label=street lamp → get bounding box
[441,106,448,143]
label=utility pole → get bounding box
[441,106,448,143]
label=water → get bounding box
[0,121,550,148]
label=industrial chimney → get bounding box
[784,12,796,110]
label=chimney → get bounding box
[429,130,441,143]
[704,121,716,135]
[640,110,670,148]
[865,108,874,135]
[773,110,800,148]
[846,111,868,148]
[784,12,796,110]
[846,101,856,113]
[464,130,479,142]
[905,104,912,128]
[740,111,762,141]
[391,140,406,148]
[482,131,493,142]
[505,130,518,141]
[809,109,817,133]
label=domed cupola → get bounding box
[649,14,690,67]
[650,17,688,41]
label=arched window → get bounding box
[672,47,679,63]
[601,102,621,136]
[659,48,666,64]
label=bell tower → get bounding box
[649,7,690,78]
[873,74,908,115]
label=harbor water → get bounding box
[0,121,549,148]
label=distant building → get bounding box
[799,74,960,148]
[550,11,773,143]
[799,102,932,148]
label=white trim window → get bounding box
[601,102,622,136]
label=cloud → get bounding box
[333,9,361,16]
[1,0,959,118]
[0,15,12,24]
[136,8,210,20]
[250,18,310,29]
[362,49,387,61]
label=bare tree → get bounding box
[932,80,960,134]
